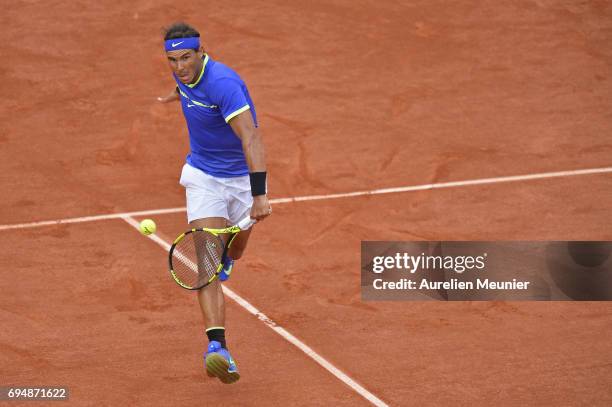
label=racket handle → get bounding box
[237,216,257,230]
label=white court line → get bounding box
[120,215,388,407]
[1,166,611,232]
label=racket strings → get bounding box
[171,231,225,288]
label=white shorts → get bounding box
[179,163,253,224]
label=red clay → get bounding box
[0,221,367,406]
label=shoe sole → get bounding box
[205,353,240,384]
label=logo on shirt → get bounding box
[183,98,218,109]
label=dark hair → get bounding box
[163,22,200,40]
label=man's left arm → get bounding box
[229,111,272,221]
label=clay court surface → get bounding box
[2,1,612,405]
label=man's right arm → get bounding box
[157,86,180,103]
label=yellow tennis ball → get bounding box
[139,219,156,235]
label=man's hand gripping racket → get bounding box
[168,216,257,290]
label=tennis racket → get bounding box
[168,216,256,290]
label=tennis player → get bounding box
[158,22,271,384]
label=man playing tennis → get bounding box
[158,22,271,384]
